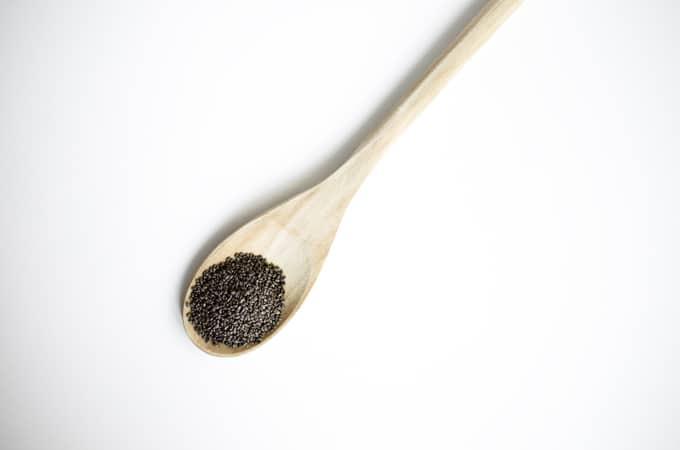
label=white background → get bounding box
[1,1,679,449]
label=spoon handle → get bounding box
[331,0,521,191]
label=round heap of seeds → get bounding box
[186,252,286,347]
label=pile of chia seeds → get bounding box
[186,252,286,347]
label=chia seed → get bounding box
[186,252,286,347]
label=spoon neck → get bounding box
[324,140,386,199]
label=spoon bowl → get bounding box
[183,184,338,356]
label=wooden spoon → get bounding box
[183,0,521,356]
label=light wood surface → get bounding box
[183,0,521,356]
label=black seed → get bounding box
[186,252,286,348]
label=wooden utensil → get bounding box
[183,0,521,356]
